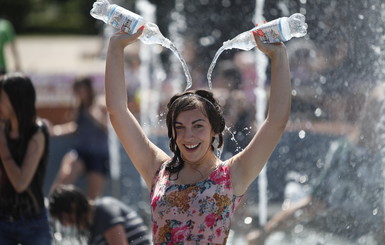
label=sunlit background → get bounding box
[1,0,385,244]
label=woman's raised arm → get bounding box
[105,29,169,189]
[230,32,292,196]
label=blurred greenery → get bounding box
[0,0,100,34]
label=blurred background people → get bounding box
[49,184,151,245]
[0,73,51,244]
[50,76,109,200]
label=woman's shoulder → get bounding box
[30,119,50,142]
[35,118,50,133]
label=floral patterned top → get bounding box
[150,161,243,245]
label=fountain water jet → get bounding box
[254,0,269,227]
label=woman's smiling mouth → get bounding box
[184,143,200,150]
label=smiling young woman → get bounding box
[105,27,291,244]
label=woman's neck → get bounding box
[184,150,220,176]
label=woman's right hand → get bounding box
[252,30,287,59]
[109,26,145,49]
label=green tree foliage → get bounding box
[1,0,100,34]
[0,0,31,32]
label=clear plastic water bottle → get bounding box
[90,0,171,47]
[224,13,308,50]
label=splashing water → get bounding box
[207,46,227,90]
[254,0,269,228]
[207,31,257,89]
[168,0,190,92]
[167,41,193,90]
[140,22,192,90]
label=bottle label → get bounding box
[108,5,141,34]
[254,18,286,43]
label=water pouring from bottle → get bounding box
[90,0,192,90]
[206,13,308,89]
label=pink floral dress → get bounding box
[150,161,243,245]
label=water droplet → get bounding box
[278,145,290,154]
[298,130,306,139]
[294,224,304,233]
[244,217,253,224]
[319,76,326,84]
[299,175,308,183]
[314,108,322,117]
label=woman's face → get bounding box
[0,90,14,120]
[174,108,215,164]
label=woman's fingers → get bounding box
[252,30,285,58]
[111,26,145,48]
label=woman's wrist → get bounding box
[269,45,287,59]
[108,40,125,53]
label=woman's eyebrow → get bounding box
[192,119,205,124]
[174,119,206,125]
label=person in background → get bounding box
[0,73,51,244]
[104,25,291,244]
[246,83,385,245]
[49,184,151,245]
[0,19,21,75]
[50,77,109,200]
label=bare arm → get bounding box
[52,97,107,136]
[264,197,325,234]
[104,224,129,245]
[247,197,326,244]
[52,121,77,136]
[105,29,169,189]
[0,130,46,193]
[10,41,21,71]
[230,33,291,195]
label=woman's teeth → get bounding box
[185,144,199,149]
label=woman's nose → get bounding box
[184,127,195,139]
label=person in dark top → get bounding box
[50,77,110,199]
[49,184,151,245]
[0,73,51,244]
